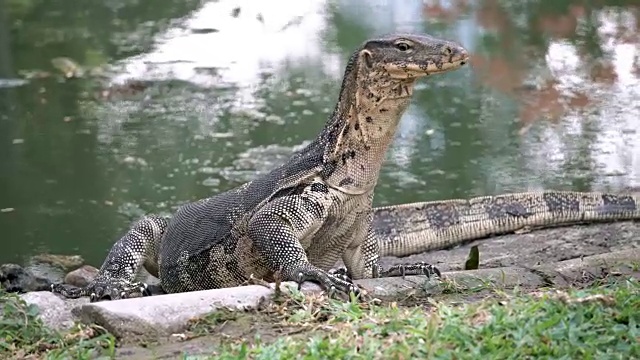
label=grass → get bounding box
[191,277,640,360]
[2,276,639,359]
[0,290,116,360]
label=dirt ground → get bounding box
[113,221,640,359]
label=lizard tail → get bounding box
[372,190,640,258]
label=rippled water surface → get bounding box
[1,0,639,264]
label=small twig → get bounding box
[245,274,271,289]
[274,269,283,297]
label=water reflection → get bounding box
[466,2,640,191]
[111,0,337,88]
[0,0,639,264]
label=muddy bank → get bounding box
[7,221,640,359]
[110,248,640,359]
[379,221,640,272]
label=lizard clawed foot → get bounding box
[88,281,151,302]
[293,267,361,300]
[50,283,84,299]
[328,267,352,282]
[380,262,442,279]
[51,279,151,302]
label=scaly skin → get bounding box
[50,33,470,302]
[372,191,640,257]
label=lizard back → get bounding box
[157,137,327,290]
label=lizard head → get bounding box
[357,33,469,80]
[319,33,470,192]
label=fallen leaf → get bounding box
[464,245,480,270]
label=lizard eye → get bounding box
[443,46,452,55]
[395,42,411,52]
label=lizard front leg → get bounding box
[248,193,360,298]
[50,215,168,302]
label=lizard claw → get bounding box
[51,279,150,302]
[293,267,361,300]
[328,267,352,282]
[380,262,442,279]
[88,281,150,302]
[326,285,336,299]
[50,283,84,298]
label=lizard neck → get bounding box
[320,54,416,194]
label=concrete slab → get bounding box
[74,284,276,338]
[19,291,88,331]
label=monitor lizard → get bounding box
[50,33,640,302]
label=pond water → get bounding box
[1,0,639,265]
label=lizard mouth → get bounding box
[428,50,469,74]
[384,48,469,79]
[385,53,469,78]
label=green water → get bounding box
[1,0,639,266]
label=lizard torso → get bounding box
[158,171,376,292]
